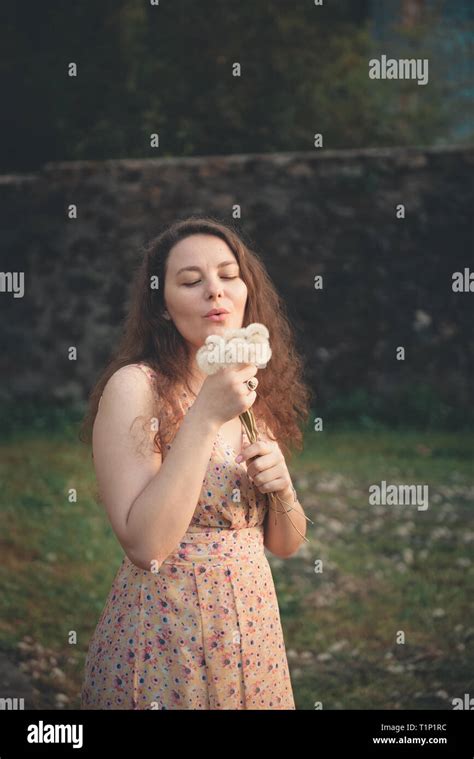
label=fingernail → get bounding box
[235,454,243,463]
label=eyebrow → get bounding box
[176,260,239,276]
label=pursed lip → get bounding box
[203,308,230,317]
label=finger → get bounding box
[252,464,283,489]
[235,439,270,463]
[246,452,279,479]
[235,363,258,380]
[257,477,288,494]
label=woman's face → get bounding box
[163,233,248,352]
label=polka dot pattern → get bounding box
[80,363,295,710]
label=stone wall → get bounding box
[0,146,472,414]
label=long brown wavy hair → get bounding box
[79,216,312,461]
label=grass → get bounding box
[275,425,474,709]
[0,418,473,709]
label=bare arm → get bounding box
[263,486,307,558]
[92,365,220,571]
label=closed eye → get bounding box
[183,276,238,287]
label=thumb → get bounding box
[235,436,252,464]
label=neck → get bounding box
[186,349,208,397]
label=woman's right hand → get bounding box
[195,364,259,426]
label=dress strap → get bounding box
[132,362,156,382]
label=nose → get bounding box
[205,274,224,300]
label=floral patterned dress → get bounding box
[80,363,295,710]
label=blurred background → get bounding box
[0,0,473,710]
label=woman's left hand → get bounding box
[235,438,292,495]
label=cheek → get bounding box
[233,280,248,307]
[166,286,198,324]
[175,287,198,314]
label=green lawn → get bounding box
[1,424,473,709]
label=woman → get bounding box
[79,216,312,710]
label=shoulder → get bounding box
[94,365,160,452]
[107,362,155,386]
[99,363,156,410]
[129,362,156,382]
